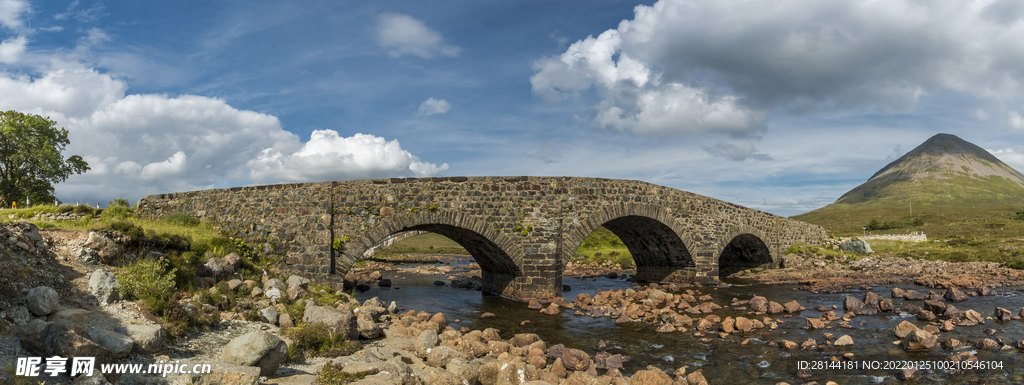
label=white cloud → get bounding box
[990,146,1024,173]
[702,139,772,162]
[0,0,28,31]
[974,108,991,121]
[533,0,1024,136]
[1010,111,1024,130]
[417,97,450,116]
[139,151,187,180]
[0,59,448,204]
[0,35,25,63]
[376,13,460,59]
[248,130,449,182]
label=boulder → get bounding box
[303,305,358,340]
[15,319,53,354]
[260,307,279,325]
[894,320,918,338]
[495,362,540,385]
[943,287,968,302]
[879,298,895,312]
[923,300,946,315]
[89,270,121,305]
[124,324,167,353]
[27,286,60,316]
[286,275,310,290]
[783,300,804,313]
[903,290,927,300]
[416,329,439,355]
[357,316,380,339]
[863,292,883,307]
[900,329,937,351]
[892,287,906,298]
[264,278,287,292]
[83,232,124,263]
[426,345,463,367]
[278,313,294,329]
[834,335,854,346]
[220,330,289,376]
[767,301,785,314]
[264,287,283,300]
[995,307,1013,321]
[748,296,768,313]
[843,296,865,311]
[734,316,753,333]
[805,317,825,329]
[561,348,593,372]
[43,320,117,380]
[87,328,134,358]
[631,366,672,385]
[839,240,872,254]
[191,360,261,385]
[686,371,710,385]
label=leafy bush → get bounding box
[282,322,359,358]
[1013,210,1024,221]
[166,214,200,227]
[315,363,380,384]
[1007,259,1024,270]
[118,256,178,312]
[108,220,145,240]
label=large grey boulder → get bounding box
[839,240,873,254]
[220,330,288,376]
[203,253,241,279]
[303,305,358,340]
[264,278,287,292]
[260,307,279,325]
[285,275,310,290]
[27,286,60,316]
[124,324,167,353]
[43,320,117,382]
[15,319,54,354]
[83,232,124,263]
[191,360,260,385]
[90,270,121,304]
[88,328,134,358]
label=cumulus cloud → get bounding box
[0,35,25,63]
[248,130,449,182]
[990,146,1024,173]
[533,0,1024,136]
[1010,112,1024,130]
[376,13,460,59]
[417,97,450,116]
[702,139,771,162]
[0,0,29,30]
[0,60,448,204]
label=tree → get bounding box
[0,111,90,206]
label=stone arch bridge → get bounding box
[138,176,826,300]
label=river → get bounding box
[355,257,1024,384]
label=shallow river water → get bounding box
[356,261,1024,384]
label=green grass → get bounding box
[315,363,380,384]
[792,205,1024,268]
[570,226,634,268]
[380,232,469,255]
[282,322,360,359]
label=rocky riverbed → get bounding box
[4,223,1024,384]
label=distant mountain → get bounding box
[826,133,1024,208]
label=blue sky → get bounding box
[2,0,1024,216]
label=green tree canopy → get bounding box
[0,111,90,206]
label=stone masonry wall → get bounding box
[137,176,827,299]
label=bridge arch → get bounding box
[715,225,775,277]
[562,203,697,281]
[341,211,525,295]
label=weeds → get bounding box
[282,323,359,359]
[315,363,380,384]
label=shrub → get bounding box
[118,256,178,312]
[108,220,145,240]
[282,322,359,358]
[159,300,219,339]
[1013,210,1024,221]
[1007,259,1024,270]
[102,198,135,220]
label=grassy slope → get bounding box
[792,205,1024,267]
